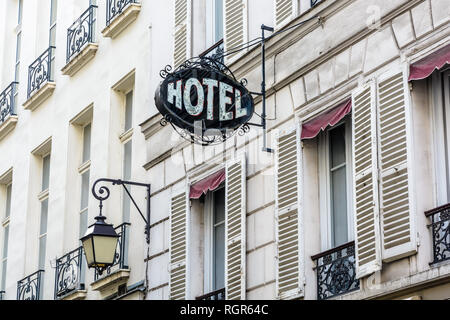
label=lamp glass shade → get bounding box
[91,235,119,266]
[81,220,119,268]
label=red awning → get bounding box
[409,44,450,81]
[301,99,352,140]
[189,168,226,199]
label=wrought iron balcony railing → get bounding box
[0,82,18,125]
[17,270,45,300]
[106,0,137,26]
[94,223,130,281]
[312,241,359,300]
[66,5,97,63]
[54,246,85,299]
[425,203,450,265]
[0,291,4,300]
[195,288,225,300]
[199,39,224,66]
[27,46,55,99]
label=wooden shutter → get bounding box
[224,0,248,63]
[275,125,304,299]
[275,0,297,29]
[173,0,191,68]
[377,68,416,262]
[351,83,382,278]
[169,192,189,300]
[225,155,246,300]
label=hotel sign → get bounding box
[155,62,254,144]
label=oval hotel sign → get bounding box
[155,64,254,140]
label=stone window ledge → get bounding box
[23,82,56,111]
[0,116,18,141]
[59,289,87,300]
[62,43,99,77]
[102,4,141,39]
[91,269,130,292]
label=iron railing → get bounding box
[312,241,359,300]
[94,223,130,281]
[17,270,45,300]
[106,0,137,26]
[0,82,18,125]
[196,288,225,300]
[311,0,321,7]
[0,291,4,300]
[199,39,224,65]
[27,46,55,99]
[425,203,450,265]
[54,246,85,299]
[66,5,97,63]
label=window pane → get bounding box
[214,188,225,224]
[214,223,225,290]
[2,225,9,259]
[82,123,91,163]
[49,25,56,46]
[38,236,47,269]
[122,141,132,222]
[50,0,57,25]
[125,91,133,131]
[5,185,12,218]
[42,155,51,191]
[16,32,21,63]
[331,166,348,247]
[40,199,48,236]
[18,0,23,24]
[214,0,224,42]
[80,170,90,210]
[79,209,88,239]
[1,259,6,290]
[330,125,346,168]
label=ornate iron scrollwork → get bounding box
[106,0,137,26]
[313,242,359,300]
[28,47,54,99]
[17,270,44,300]
[426,205,450,264]
[54,247,85,298]
[66,5,96,63]
[0,82,17,124]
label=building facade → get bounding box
[0,0,449,301]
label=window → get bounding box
[80,123,91,238]
[14,0,23,108]
[204,187,225,294]
[122,91,133,223]
[49,0,57,78]
[319,118,353,250]
[432,69,450,206]
[1,183,12,292]
[206,0,223,47]
[38,154,50,272]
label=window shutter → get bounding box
[351,83,382,278]
[224,0,248,63]
[275,125,304,299]
[225,155,246,300]
[377,68,417,262]
[275,0,297,29]
[173,0,191,68]
[169,192,189,300]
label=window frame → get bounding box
[318,117,354,251]
[205,0,224,49]
[203,185,226,294]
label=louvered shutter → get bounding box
[224,0,248,63]
[173,0,191,68]
[169,192,189,300]
[275,0,297,29]
[275,125,304,299]
[225,155,246,300]
[351,83,382,279]
[377,68,416,262]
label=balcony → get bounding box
[91,223,130,292]
[102,0,141,39]
[54,246,86,300]
[312,242,359,300]
[196,288,225,300]
[17,270,45,300]
[0,82,18,141]
[61,5,98,77]
[425,204,450,265]
[23,47,56,111]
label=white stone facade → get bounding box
[0,0,449,300]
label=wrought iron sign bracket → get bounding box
[247,24,275,154]
[92,178,151,244]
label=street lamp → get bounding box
[80,178,151,275]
